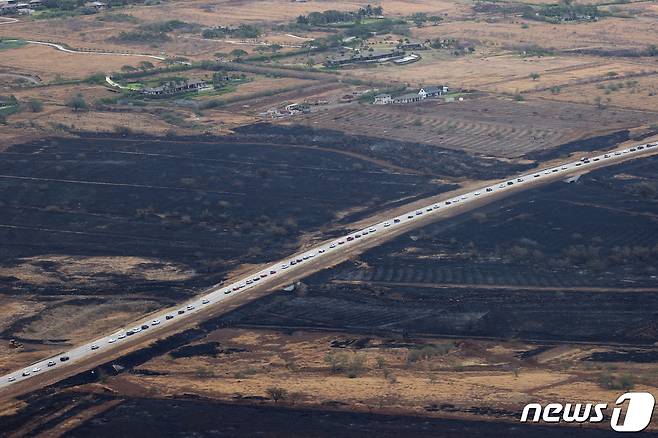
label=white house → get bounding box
[393,93,423,104]
[418,85,449,98]
[373,93,392,105]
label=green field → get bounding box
[0,39,26,51]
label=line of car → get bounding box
[2,142,655,387]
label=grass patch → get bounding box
[0,39,26,51]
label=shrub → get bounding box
[66,94,88,112]
[26,99,43,112]
[266,387,288,402]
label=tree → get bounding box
[212,71,227,88]
[269,43,282,53]
[26,99,43,113]
[429,15,443,25]
[121,65,137,72]
[324,351,348,373]
[410,12,428,26]
[139,60,154,71]
[66,94,88,112]
[530,72,540,81]
[0,113,6,125]
[230,49,247,60]
[266,387,288,402]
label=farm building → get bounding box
[141,79,209,96]
[84,1,105,9]
[373,94,392,105]
[397,41,428,50]
[393,93,423,104]
[323,49,405,67]
[373,85,450,105]
[419,85,449,98]
[393,53,421,65]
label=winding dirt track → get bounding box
[0,141,656,402]
[18,39,165,60]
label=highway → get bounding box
[0,141,656,391]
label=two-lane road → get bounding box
[1,141,656,393]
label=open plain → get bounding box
[0,0,657,435]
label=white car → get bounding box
[330,243,337,248]
[22,371,30,377]
[132,327,142,333]
[186,305,194,311]
[32,367,41,373]
[108,338,116,344]
[8,376,15,382]
[383,222,390,227]
[281,264,289,269]
[318,249,325,253]
[118,333,126,339]
[202,299,210,304]
[369,227,376,232]
[47,361,56,367]
[152,319,161,325]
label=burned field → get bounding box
[64,396,636,438]
[0,129,483,368]
[220,155,658,345]
[0,132,455,299]
[4,389,645,438]
[233,124,532,178]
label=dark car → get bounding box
[60,356,70,362]
[165,315,174,320]
[141,324,149,330]
[178,310,185,315]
